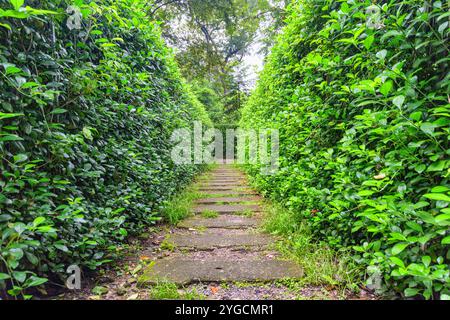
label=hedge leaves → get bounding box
[241,0,449,299]
[0,0,210,298]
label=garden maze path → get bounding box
[140,165,303,291]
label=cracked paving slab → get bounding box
[192,204,262,214]
[178,214,260,229]
[140,259,304,285]
[167,231,273,250]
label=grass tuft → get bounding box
[160,237,176,251]
[201,210,219,218]
[236,209,254,217]
[162,187,201,225]
[149,281,205,300]
[263,203,361,293]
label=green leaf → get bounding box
[363,34,375,50]
[25,252,39,266]
[409,111,422,121]
[435,214,450,222]
[358,190,374,197]
[82,127,93,140]
[0,273,11,281]
[54,244,69,252]
[379,80,393,96]
[406,221,423,233]
[415,164,426,173]
[5,66,22,75]
[32,216,46,227]
[393,95,405,108]
[422,256,431,267]
[0,9,28,18]
[8,248,23,261]
[10,0,24,10]
[423,193,450,202]
[0,112,24,120]
[0,22,11,30]
[0,134,23,142]
[92,286,108,295]
[20,81,39,89]
[432,186,450,193]
[12,271,27,283]
[50,108,67,115]
[390,256,405,268]
[438,21,448,34]
[26,276,48,287]
[37,225,57,233]
[376,49,387,59]
[427,160,446,172]
[392,243,409,255]
[13,153,28,163]
[24,6,58,16]
[404,288,419,297]
[442,236,450,245]
[420,122,437,135]
[90,29,103,35]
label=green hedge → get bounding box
[241,0,449,299]
[0,0,210,298]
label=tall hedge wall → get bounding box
[241,0,449,299]
[0,0,210,298]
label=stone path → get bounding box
[140,165,303,292]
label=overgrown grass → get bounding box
[161,165,217,224]
[161,187,201,224]
[149,281,205,300]
[160,237,176,251]
[236,209,254,217]
[201,210,219,219]
[263,203,361,293]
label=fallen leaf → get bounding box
[131,264,143,275]
[374,173,386,180]
[211,287,219,294]
[127,293,139,300]
[92,286,108,296]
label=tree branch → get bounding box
[149,0,182,16]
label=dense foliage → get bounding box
[0,0,210,298]
[241,0,449,299]
[151,0,287,124]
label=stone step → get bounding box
[200,182,243,187]
[200,182,245,186]
[168,232,272,250]
[198,186,251,191]
[212,171,243,174]
[196,197,260,204]
[192,204,261,214]
[199,177,244,181]
[211,171,242,174]
[209,175,244,179]
[140,259,304,285]
[178,215,259,229]
[199,190,258,196]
